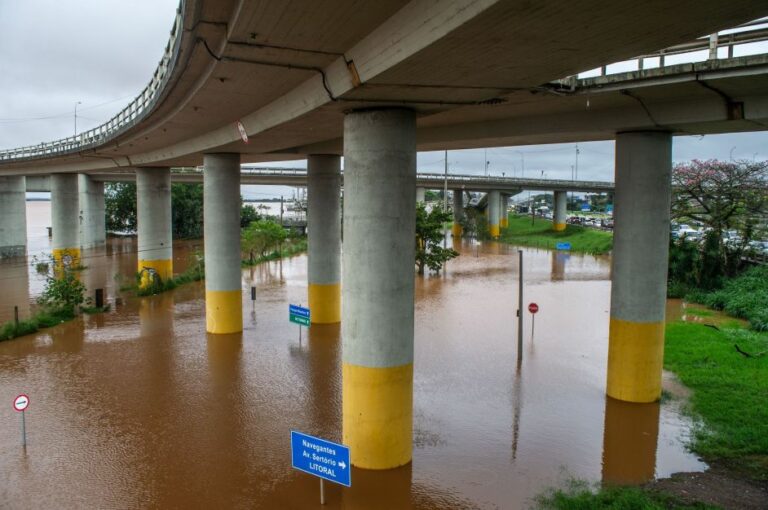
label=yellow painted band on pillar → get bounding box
[500,217,508,228]
[452,223,462,237]
[553,222,566,231]
[53,248,81,269]
[489,224,500,238]
[138,258,173,288]
[205,289,243,334]
[606,318,664,403]
[343,362,413,469]
[308,282,341,324]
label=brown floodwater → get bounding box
[0,202,707,509]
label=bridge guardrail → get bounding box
[0,2,185,162]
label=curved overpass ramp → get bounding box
[1,0,767,175]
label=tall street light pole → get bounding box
[74,101,82,137]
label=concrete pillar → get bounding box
[0,176,27,258]
[79,175,106,249]
[342,108,416,470]
[451,189,464,237]
[500,194,509,229]
[488,190,501,238]
[307,154,341,324]
[51,174,81,267]
[204,153,242,334]
[607,131,672,403]
[553,190,567,231]
[136,168,173,287]
[415,187,425,204]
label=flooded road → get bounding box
[0,202,706,509]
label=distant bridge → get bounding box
[24,167,614,194]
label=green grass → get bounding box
[499,214,613,254]
[685,308,714,318]
[0,307,75,341]
[665,322,768,478]
[535,479,718,509]
[685,266,768,331]
[241,238,308,267]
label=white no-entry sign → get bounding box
[13,394,29,412]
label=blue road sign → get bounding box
[289,304,310,318]
[556,242,572,251]
[581,205,591,212]
[291,431,351,487]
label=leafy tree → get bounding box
[415,203,459,275]
[672,159,767,239]
[240,204,261,228]
[105,182,137,233]
[241,220,287,263]
[171,184,204,238]
[37,267,86,315]
[105,181,263,239]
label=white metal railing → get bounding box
[177,167,614,188]
[0,2,184,162]
[561,17,768,83]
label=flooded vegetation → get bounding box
[0,202,710,509]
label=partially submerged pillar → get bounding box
[607,131,672,403]
[204,153,242,334]
[51,174,80,267]
[343,108,415,469]
[0,176,27,258]
[452,189,464,237]
[500,194,509,229]
[79,174,106,249]
[553,190,567,231]
[307,154,341,324]
[488,190,501,238]
[136,168,172,287]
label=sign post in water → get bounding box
[289,304,310,343]
[291,430,351,505]
[13,394,29,447]
[528,302,539,338]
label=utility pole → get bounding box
[74,101,82,137]
[575,144,580,181]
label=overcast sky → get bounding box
[2,1,766,199]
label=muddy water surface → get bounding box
[0,202,706,509]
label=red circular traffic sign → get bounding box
[528,303,539,314]
[13,394,29,412]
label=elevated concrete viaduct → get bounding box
[2,0,768,470]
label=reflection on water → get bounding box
[602,397,660,485]
[0,219,708,508]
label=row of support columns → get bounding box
[0,121,672,469]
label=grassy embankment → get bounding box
[685,266,768,331]
[0,308,76,341]
[665,321,768,477]
[536,293,767,508]
[536,320,767,508]
[499,214,613,254]
[135,237,308,297]
[535,479,719,509]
